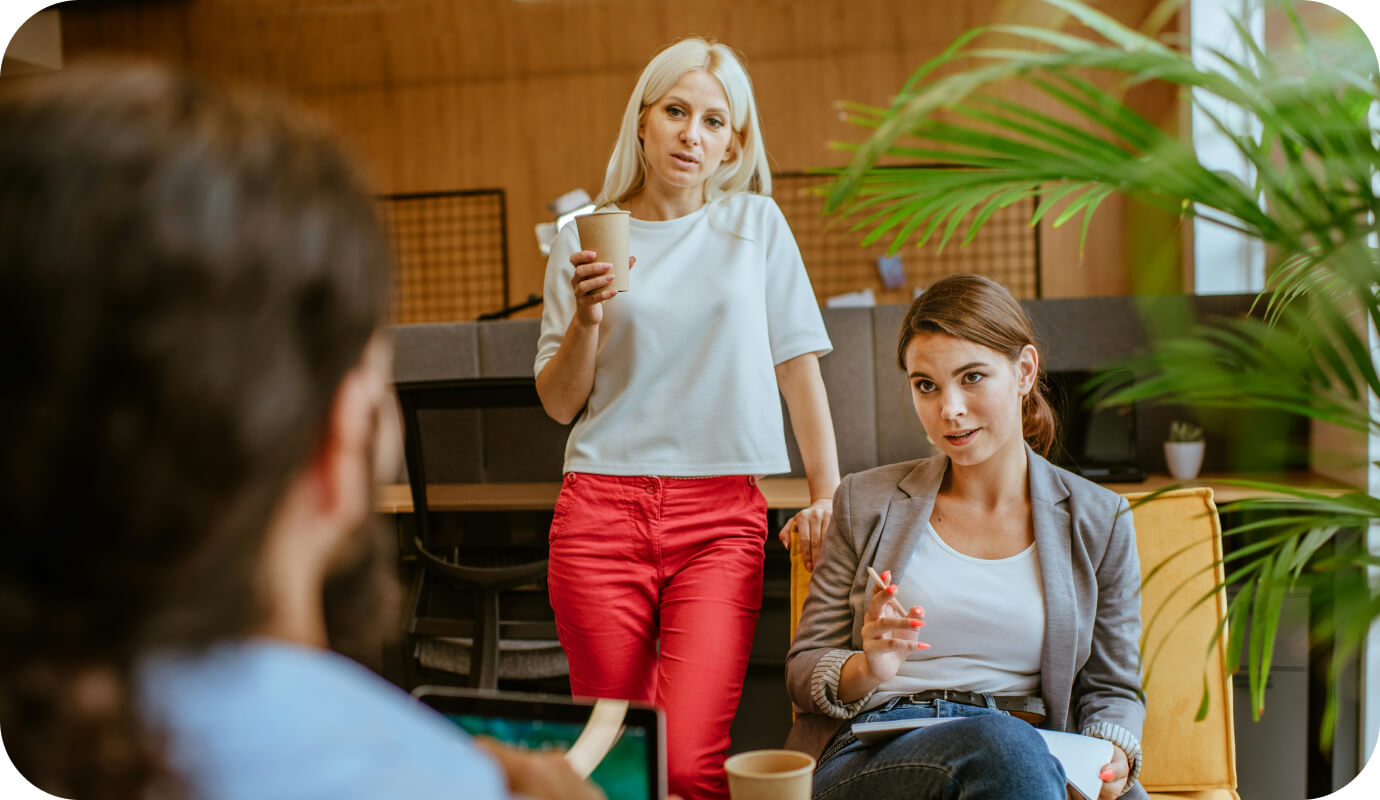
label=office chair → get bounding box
[395,377,566,691]
[789,487,1238,799]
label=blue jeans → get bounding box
[813,696,1067,800]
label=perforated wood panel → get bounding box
[380,190,509,323]
[774,172,1040,304]
[62,0,1180,301]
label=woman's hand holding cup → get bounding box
[568,250,634,328]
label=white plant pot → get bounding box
[1164,441,1205,481]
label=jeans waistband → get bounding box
[901,690,1046,720]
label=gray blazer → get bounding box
[785,447,1147,798]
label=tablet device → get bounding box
[850,717,1111,800]
[413,686,666,800]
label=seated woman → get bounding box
[785,274,1145,800]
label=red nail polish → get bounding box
[1100,768,1116,782]
[915,642,930,649]
[909,620,922,628]
[887,585,897,594]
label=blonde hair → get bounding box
[596,37,771,208]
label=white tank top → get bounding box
[866,522,1045,711]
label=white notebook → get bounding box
[850,717,1114,800]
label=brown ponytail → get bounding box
[897,274,1058,457]
[1021,374,1057,457]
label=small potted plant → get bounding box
[1164,421,1205,481]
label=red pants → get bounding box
[547,473,768,800]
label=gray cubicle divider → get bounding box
[1023,296,1154,371]
[781,307,880,479]
[477,319,568,482]
[872,304,936,467]
[391,319,567,484]
[393,321,480,381]
[387,293,1301,490]
[391,323,483,484]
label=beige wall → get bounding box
[60,0,1181,309]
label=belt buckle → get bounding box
[910,689,977,707]
[939,689,976,707]
[907,690,944,706]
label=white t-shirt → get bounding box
[866,521,1046,711]
[535,193,831,476]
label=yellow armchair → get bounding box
[789,487,1239,800]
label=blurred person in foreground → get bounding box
[0,63,600,800]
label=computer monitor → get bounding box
[1044,369,1145,483]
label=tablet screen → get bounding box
[413,687,665,800]
[447,714,650,800]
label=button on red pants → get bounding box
[547,473,768,800]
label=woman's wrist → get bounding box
[806,479,838,505]
[799,456,839,505]
[837,651,882,704]
[568,312,600,332]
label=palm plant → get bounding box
[821,0,1379,746]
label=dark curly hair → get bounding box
[896,274,1057,457]
[0,63,391,799]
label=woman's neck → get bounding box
[625,184,704,221]
[942,440,1030,509]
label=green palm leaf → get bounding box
[817,0,1379,745]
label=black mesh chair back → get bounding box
[394,377,561,690]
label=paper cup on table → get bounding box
[724,750,814,800]
[575,210,631,292]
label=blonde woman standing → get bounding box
[535,37,839,800]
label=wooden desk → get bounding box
[1104,471,1356,503]
[374,478,816,514]
[374,472,1355,514]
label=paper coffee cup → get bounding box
[575,210,631,292]
[724,749,815,800]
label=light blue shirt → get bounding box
[138,640,506,800]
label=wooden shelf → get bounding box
[375,472,1355,514]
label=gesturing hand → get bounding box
[569,250,635,328]
[859,569,928,684]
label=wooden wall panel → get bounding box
[59,0,1179,307]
